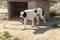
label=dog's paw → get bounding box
[22,29,26,30]
[32,25,35,27]
[36,23,39,26]
[44,21,46,23]
[22,27,26,30]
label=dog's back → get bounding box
[24,9,36,20]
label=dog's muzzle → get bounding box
[20,17,24,20]
[20,17,23,19]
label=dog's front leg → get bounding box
[23,18,27,29]
[32,18,34,27]
[36,16,39,26]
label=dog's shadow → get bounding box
[33,26,53,34]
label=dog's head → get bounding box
[20,11,27,19]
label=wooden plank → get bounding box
[7,0,28,2]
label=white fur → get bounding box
[20,8,46,29]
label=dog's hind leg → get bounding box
[36,16,39,26]
[40,16,46,23]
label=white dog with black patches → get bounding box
[20,8,46,29]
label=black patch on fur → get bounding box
[34,10,37,13]
[42,10,44,16]
[23,12,27,18]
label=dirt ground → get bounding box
[0,17,60,40]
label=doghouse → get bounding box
[7,0,50,20]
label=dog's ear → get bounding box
[34,10,37,13]
[23,12,27,17]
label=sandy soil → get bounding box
[0,18,60,40]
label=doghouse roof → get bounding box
[7,0,50,2]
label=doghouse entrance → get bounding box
[10,2,28,18]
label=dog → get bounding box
[20,8,46,29]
